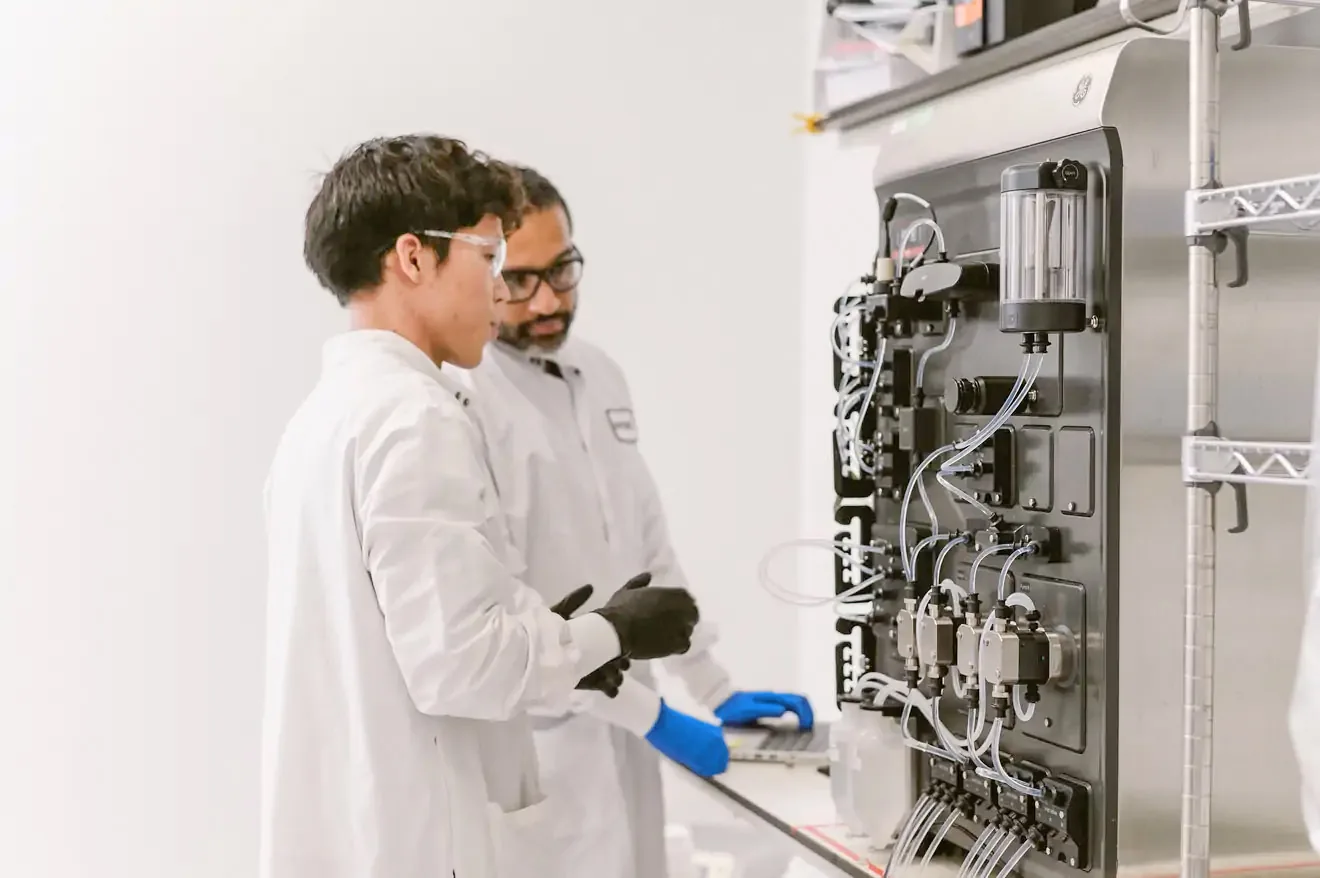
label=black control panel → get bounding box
[831,128,1121,877]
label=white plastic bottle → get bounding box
[830,697,863,833]
[853,702,912,852]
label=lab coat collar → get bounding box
[323,329,449,385]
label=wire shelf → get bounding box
[1182,437,1314,486]
[1186,172,1320,235]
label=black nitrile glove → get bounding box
[576,655,632,698]
[549,584,595,620]
[593,572,699,660]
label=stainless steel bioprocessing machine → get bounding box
[828,27,1320,878]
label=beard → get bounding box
[497,308,576,352]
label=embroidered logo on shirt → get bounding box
[605,408,638,444]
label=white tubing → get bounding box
[887,795,935,877]
[993,840,1034,878]
[915,317,959,394]
[975,833,1018,878]
[987,720,1043,797]
[921,809,961,871]
[1004,592,1036,613]
[996,543,1038,600]
[960,828,999,878]
[901,803,947,874]
[1013,686,1037,722]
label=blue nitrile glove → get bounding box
[714,691,815,730]
[645,701,730,777]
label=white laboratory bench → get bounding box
[667,758,960,878]
[668,761,1320,878]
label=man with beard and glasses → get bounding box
[458,165,814,878]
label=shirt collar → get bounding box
[494,339,582,378]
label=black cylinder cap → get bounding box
[1001,159,1088,193]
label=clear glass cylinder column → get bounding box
[999,159,1089,334]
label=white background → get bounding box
[0,1,845,875]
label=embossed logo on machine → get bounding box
[1073,74,1092,107]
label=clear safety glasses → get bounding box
[419,229,507,277]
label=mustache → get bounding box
[499,310,575,350]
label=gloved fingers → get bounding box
[746,700,790,721]
[754,693,815,730]
[550,584,594,619]
[621,572,652,591]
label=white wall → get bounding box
[795,135,885,717]
[0,2,808,875]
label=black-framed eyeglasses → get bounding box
[501,250,585,304]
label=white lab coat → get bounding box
[260,330,622,878]
[1292,578,1320,852]
[460,339,735,878]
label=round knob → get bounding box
[943,376,1025,416]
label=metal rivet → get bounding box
[1027,498,1038,509]
[973,491,984,501]
[1044,718,1054,728]
[892,489,902,500]
[1065,502,1077,513]
[924,323,936,333]
[990,492,1003,504]
[1070,859,1078,868]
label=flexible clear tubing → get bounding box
[994,840,1034,878]
[959,827,999,878]
[1004,591,1039,721]
[885,794,935,878]
[997,544,1038,600]
[933,536,969,611]
[757,539,901,612]
[900,354,1044,578]
[898,217,947,274]
[920,810,961,871]
[899,800,947,874]
[915,317,959,394]
[976,832,1018,878]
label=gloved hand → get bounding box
[714,691,815,730]
[549,584,595,619]
[644,701,730,777]
[576,655,632,698]
[593,572,699,660]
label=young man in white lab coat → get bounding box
[260,135,702,878]
[461,166,815,878]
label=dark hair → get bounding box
[304,134,527,305]
[511,165,573,231]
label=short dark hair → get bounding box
[511,165,573,231]
[304,134,527,305]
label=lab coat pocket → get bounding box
[487,796,563,878]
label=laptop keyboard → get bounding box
[760,728,827,753]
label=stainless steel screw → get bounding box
[1065,502,1077,513]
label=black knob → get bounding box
[943,376,1024,416]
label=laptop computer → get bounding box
[724,720,833,766]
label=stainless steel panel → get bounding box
[853,34,1320,878]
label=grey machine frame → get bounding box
[829,20,1320,878]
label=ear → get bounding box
[391,233,427,284]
